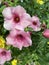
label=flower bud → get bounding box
[43,29,49,38]
[41,22,46,29]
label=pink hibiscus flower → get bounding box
[2,5,31,31]
[6,30,32,50]
[0,49,11,64]
[29,16,41,31]
[43,29,49,38]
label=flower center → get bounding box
[33,21,37,25]
[14,15,20,23]
[1,51,6,56]
[16,34,24,40]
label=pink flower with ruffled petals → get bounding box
[0,49,11,64]
[43,29,49,38]
[6,30,32,50]
[29,16,41,31]
[2,5,31,31]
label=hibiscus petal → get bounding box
[23,40,29,47]
[6,36,16,45]
[3,20,15,30]
[2,7,13,19]
[20,20,31,29]
[13,5,26,16]
[22,13,31,20]
[25,37,32,46]
[13,39,23,50]
[10,29,18,37]
[6,50,11,61]
[33,26,41,31]
[15,24,24,31]
[0,57,6,64]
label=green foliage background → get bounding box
[0,0,49,65]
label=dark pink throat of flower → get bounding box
[16,34,24,40]
[1,51,6,56]
[14,15,20,23]
[33,21,37,25]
